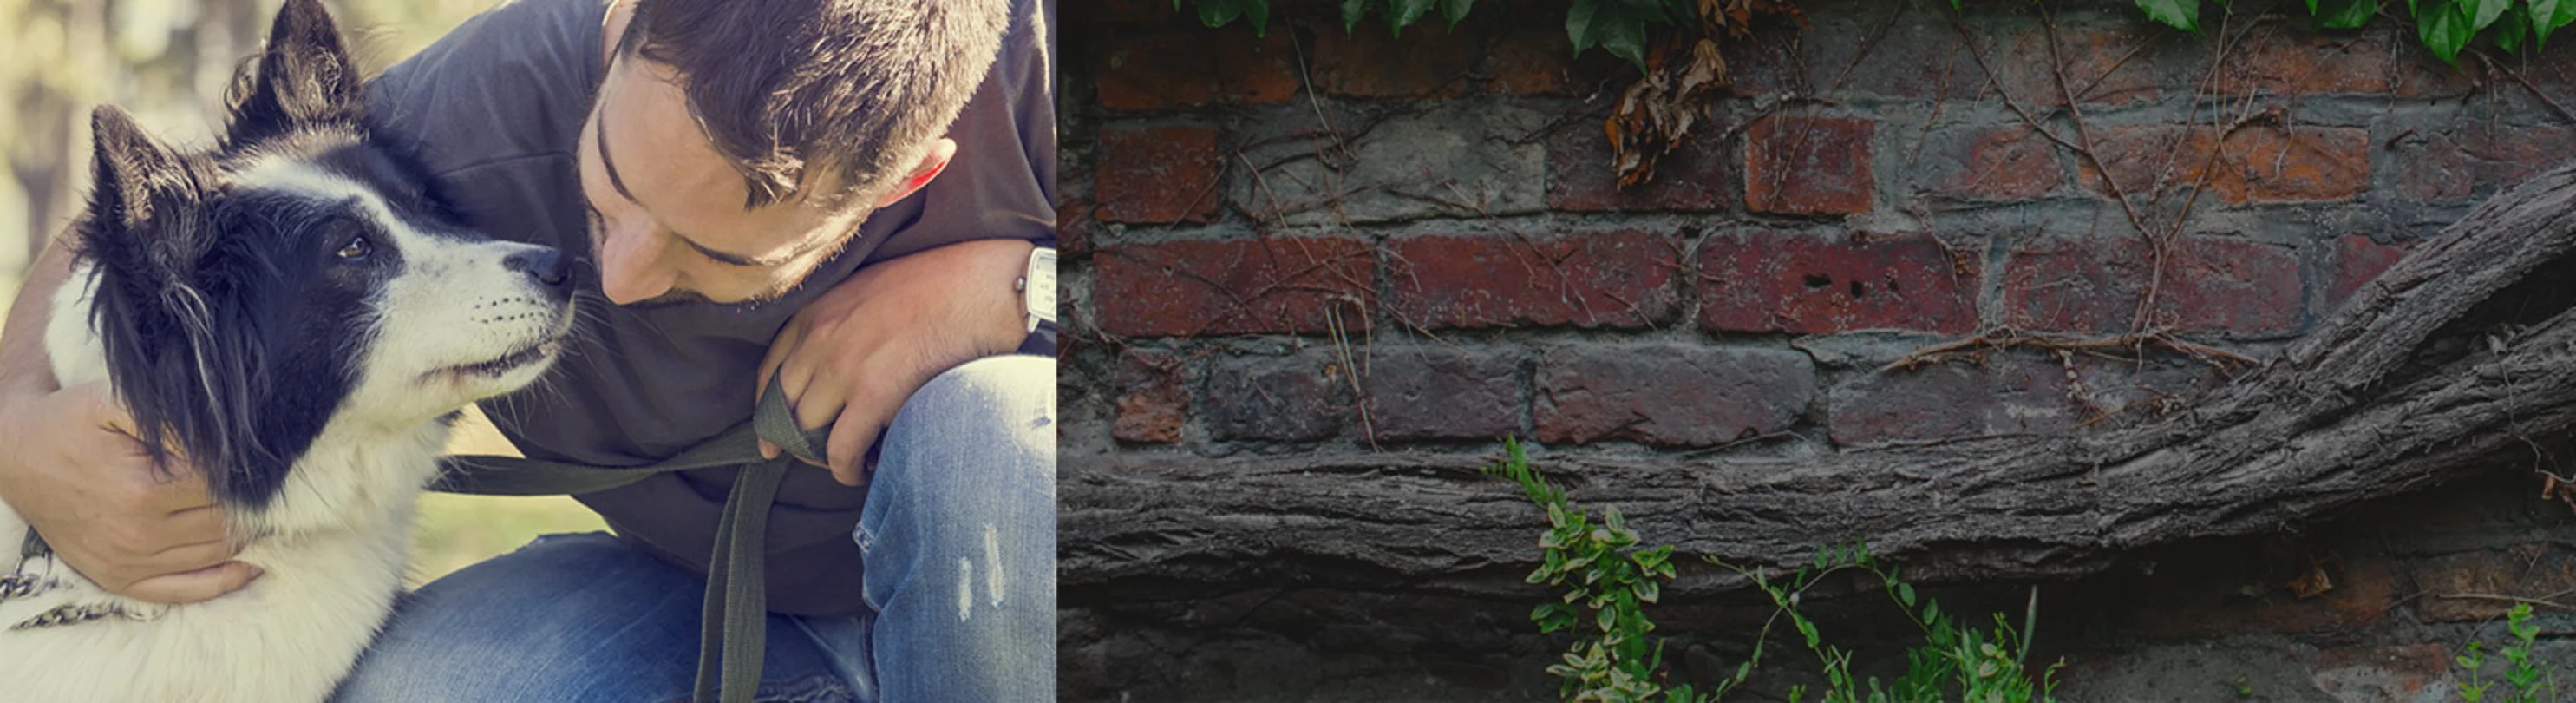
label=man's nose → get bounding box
[596,227,675,305]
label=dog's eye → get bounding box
[337,237,371,261]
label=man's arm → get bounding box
[0,230,252,603]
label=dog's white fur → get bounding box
[0,158,571,702]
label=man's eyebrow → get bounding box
[594,108,814,268]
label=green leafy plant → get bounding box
[1487,439,2063,702]
[1487,437,1702,703]
[2460,602,2560,703]
[1174,0,1689,70]
[2127,0,2576,64]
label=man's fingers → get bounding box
[121,562,263,605]
[825,405,890,486]
[137,538,237,573]
[755,324,805,397]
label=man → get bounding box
[0,0,1056,700]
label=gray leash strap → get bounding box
[432,373,825,703]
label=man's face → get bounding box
[575,55,867,306]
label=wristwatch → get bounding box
[1015,246,1057,355]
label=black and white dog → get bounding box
[0,0,574,700]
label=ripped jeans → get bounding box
[333,355,1056,702]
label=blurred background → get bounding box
[0,0,605,587]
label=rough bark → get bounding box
[1063,161,2576,601]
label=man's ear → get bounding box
[874,138,957,207]
[226,0,365,147]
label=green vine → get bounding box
[1177,0,2576,74]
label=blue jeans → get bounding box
[335,356,1056,702]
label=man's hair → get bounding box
[618,0,1010,210]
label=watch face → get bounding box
[1029,247,1058,324]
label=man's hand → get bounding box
[0,382,255,603]
[757,239,1034,485]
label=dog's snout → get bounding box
[506,248,571,288]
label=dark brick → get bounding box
[2082,125,2370,205]
[1057,199,1095,256]
[1745,116,1874,216]
[1113,351,1187,443]
[1925,127,2061,201]
[1205,352,1347,442]
[1095,125,1223,224]
[2138,555,2398,637]
[1534,345,1814,447]
[1388,231,1679,330]
[2410,546,2576,622]
[2002,236,2302,338]
[1826,355,2073,446]
[1484,25,1579,95]
[1991,23,2162,107]
[1361,348,1521,441]
[2329,235,2412,313]
[1546,122,1731,212]
[1699,230,1981,336]
[1097,30,1301,111]
[2307,644,2454,702]
[1095,237,1375,337]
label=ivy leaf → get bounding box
[2534,0,2576,48]
[2421,0,2475,65]
[2136,0,2202,31]
[1192,0,1243,29]
[1592,4,1653,70]
[1568,0,1602,53]
[2497,5,2529,52]
[1390,0,1438,34]
[2467,0,2510,30]
[2317,0,2378,28]
[1342,0,1372,34]
[1442,0,1480,27]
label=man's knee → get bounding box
[886,355,1054,475]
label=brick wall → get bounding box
[1060,0,2576,699]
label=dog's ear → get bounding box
[226,0,363,146]
[87,105,204,260]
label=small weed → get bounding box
[1487,438,2063,702]
[2461,602,2560,703]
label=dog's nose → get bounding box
[506,248,571,288]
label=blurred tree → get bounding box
[1,0,500,295]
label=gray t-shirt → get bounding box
[365,0,1056,615]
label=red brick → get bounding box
[2002,236,2301,338]
[1546,122,1730,212]
[2215,30,2393,95]
[1534,345,1814,447]
[1095,125,1223,224]
[2329,235,2412,312]
[2082,125,2370,205]
[1312,19,1479,98]
[1388,231,1679,330]
[1826,355,2075,446]
[1097,30,1301,111]
[1095,237,1375,337]
[1112,351,1187,443]
[1361,348,1522,441]
[2410,546,2576,622]
[1698,230,1981,336]
[1931,127,2061,201]
[1745,116,1874,216]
